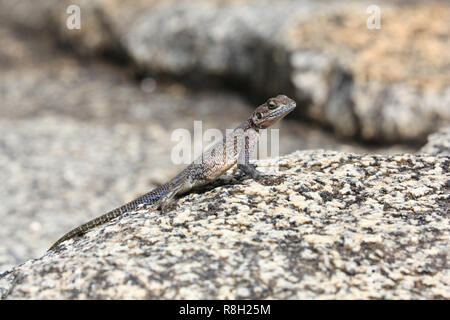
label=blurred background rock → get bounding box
[0,0,448,272]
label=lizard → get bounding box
[48,94,296,251]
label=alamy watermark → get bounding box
[366,5,381,29]
[66,5,81,30]
[171,121,281,172]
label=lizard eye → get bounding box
[256,112,263,120]
[268,101,278,109]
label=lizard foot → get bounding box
[237,163,261,180]
[158,198,177,213]
[237,163,283,185]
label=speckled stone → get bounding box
[420,126,450,156]
[1,150,448,299]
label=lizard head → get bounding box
[251,95,296,129]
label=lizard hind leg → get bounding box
[157,182,185,213]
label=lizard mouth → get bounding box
[268,102,296,120]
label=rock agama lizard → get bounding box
[49,95,296,250]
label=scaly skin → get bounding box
[49,95,296,251]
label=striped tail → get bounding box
[48,184,170,251]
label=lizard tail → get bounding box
[48,184,171,251]
[48,207,125,251]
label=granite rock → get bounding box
[1,149,448,299]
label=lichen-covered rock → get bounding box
[289,2,450,142]
[1,150,448,299]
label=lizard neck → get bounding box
[244,118,260,132]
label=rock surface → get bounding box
[420,126,450,156]
[1,0,448,143]
[1,148,448,299]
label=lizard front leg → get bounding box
[237,129,262,179]
[238,163,260,179]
